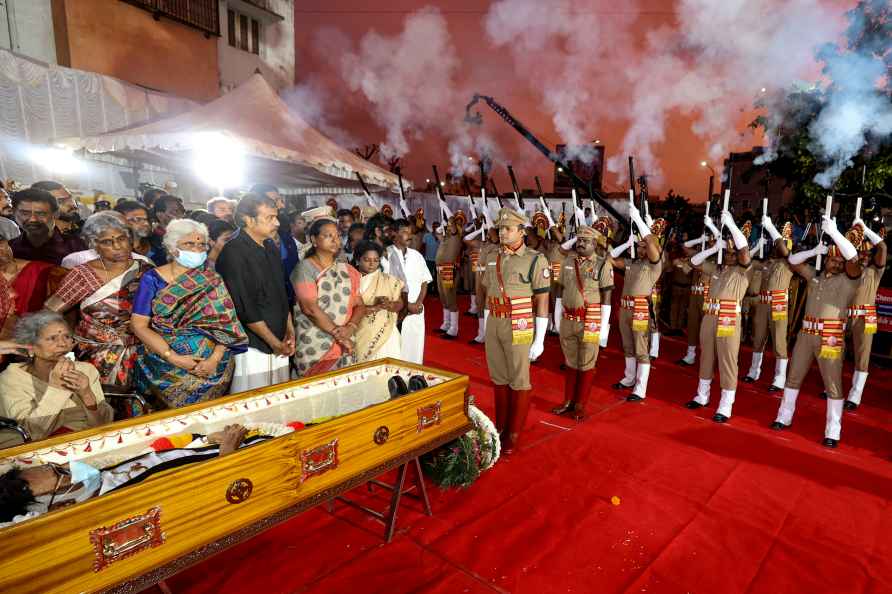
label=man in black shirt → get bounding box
[215,193,295,392]
[10,189,86,265]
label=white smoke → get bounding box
[337,7,461,160]
[281,77,358,149]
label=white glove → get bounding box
[463,227,484,241]
[611,235,634,259]
[762,215,782,242]
[645,213,655,228]
[721,211,748,250]
[575,207,586,228]
[529,316,548,361]
[630,208,652,239]
[822,216,857,260]
[749,237,765,258]
[553,297,563,331]
[704,217,721,238]
[561,237,577,251]
[483,309,490,333]
[691,243,720,266]
[684,234,706,248]
[788,243,828,266]
[855,218,883,245]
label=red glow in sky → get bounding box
[293,1,842,201]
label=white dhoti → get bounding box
[230,347,291,393]
[387,245,433,366]
[400,312,426,364]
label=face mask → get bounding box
[69,460,102,498]
[175,249,207,269]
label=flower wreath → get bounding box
[421,403,500,489]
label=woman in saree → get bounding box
[0,217,64,339]
[45,213,152,389]
[291,216,366,377]
[352,241,404,362]
[130,219,247,408]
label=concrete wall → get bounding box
[1,0,57,64]
[218,0,294,91]
[55,0,220,102]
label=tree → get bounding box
[751,0,892,220]
[353,144,379,161]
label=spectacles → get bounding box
[46,463,71,510]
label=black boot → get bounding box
[684,400,703,409]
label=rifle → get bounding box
[431,165,453,220]
[481,187,495,230]
[355,172,379,209]
[490,179,504,208]
[717,189,730,265]
[462,176,479,226]
[396,167,411,218]
[815,195,832,271]
[759,198,767,259]
[507,165,524,212]
[628,156,637,259]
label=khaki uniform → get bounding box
[699,264,752,390]
[786,266,860,399]
[619,257,663,364]
[559,254,611,371]
[687,260,717,347]
[669,259,691,330]
[743,263,763,338]
[849,266,882,371]
[752,258,794,358]
[435,232,462,309]
[482,244,550,390]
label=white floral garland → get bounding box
[468,403,500,469]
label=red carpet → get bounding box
[161,294,892,594]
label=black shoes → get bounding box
[408,375,429,392]
[684,400,703,409]
[822,438,838,448]
[712,413,729,423]
[844,401,858,412]
[551,401,574,415]
[767,385,782,393]
[612,382,633,390]
[676,359,693,367]
[388,375,409,398]
[819,391,828,400]
[626,395,644,402]
[769,421,788,431]
[742,376,756,383]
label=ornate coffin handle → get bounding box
[374,426,390,445]
[226,478,254,504]
[301,438,339,482]
[416,401,442,432]
[90,507,165,572]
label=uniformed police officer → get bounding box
[772,217,862,448]
[609,208,666,401]
[743,217,793,390]
[552,226,612,420]
[481,208,550,454]
[435,210,465,339]
[844,219,886,410]
[684,213,753,422]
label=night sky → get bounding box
[293,1,849,201]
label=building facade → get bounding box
[721,147,792,218]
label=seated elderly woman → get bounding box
[0,424,263,523]
[352,240,405,362]
[131,219,247,408]
[45,212,153,389]
[0,311,113,448]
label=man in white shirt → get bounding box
[388,219,432,364]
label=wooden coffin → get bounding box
[0,359,471,593]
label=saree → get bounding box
[0,261,61,339]
[51,261,152,388]
[292,259,360,377]
[355,270,404,362]
[134,267,248,408]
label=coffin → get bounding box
[0,359,471,593]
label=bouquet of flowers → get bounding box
[422,403,499,489]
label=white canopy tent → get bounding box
[57,73,402,198]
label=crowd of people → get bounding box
[0,180,433,448]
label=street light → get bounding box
[700,161,716,176]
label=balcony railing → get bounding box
[121,0,220,37]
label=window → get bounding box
[227,8,261,54]
[122,0,220,37]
